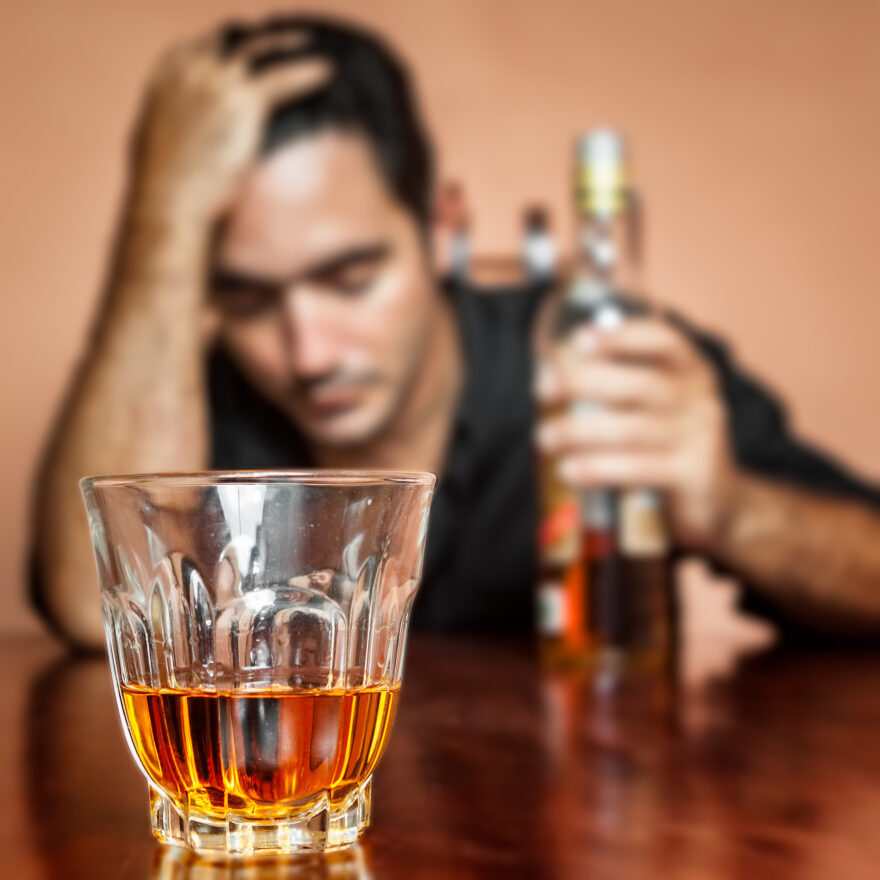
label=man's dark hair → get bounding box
[224,15,435,229]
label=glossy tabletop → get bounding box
[4,624,880,879]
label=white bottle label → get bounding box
[537,581,568,636]
[582,488,613,530]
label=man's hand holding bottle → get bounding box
[536,317,739,556]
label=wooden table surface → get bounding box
[4,628,880,879]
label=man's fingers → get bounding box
[231,30,312,64]
[572,318,698,368]
[537,411,673,454]
[151,36,213,85]
[159,29,330,103]
[252,56,332,104]
[226,30,327,84]
[542,360,678,410]
[556,451,673,489]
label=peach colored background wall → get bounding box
[2,0,879,637]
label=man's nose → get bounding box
[281,287,343,378]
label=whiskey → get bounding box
[536,130,676,678]
[121,684,399,820]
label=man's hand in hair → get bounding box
[130,28,330,226]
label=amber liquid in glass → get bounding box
[121,684,399,819]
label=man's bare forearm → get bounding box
[34,199,211,650]
[708,472,880,636]
[31,34,332,651]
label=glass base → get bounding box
[149,780,372,856]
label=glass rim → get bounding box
[80,469,437,492]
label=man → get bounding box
[33,16,880,651]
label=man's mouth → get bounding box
[297,383,368,418]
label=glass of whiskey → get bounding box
[80,470,435,856]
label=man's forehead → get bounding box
[253,130,383,201]
[216,130,399,275]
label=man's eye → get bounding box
[216,290,277,318]
[327,267,379,295]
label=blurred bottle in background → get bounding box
[433,180,472,284]
[522,204,558,284]
[535,130,676,684]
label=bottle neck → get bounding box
[571,193,641,297]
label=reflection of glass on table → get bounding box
[149,841,373,880]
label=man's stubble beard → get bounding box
[293,317,435,454]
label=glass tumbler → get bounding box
[80,471,435,856]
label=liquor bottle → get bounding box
[535,130,676,680]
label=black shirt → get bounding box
[208,283,880,635]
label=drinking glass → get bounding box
[80,471,435,856]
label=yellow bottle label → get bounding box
[578,162,628,217]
